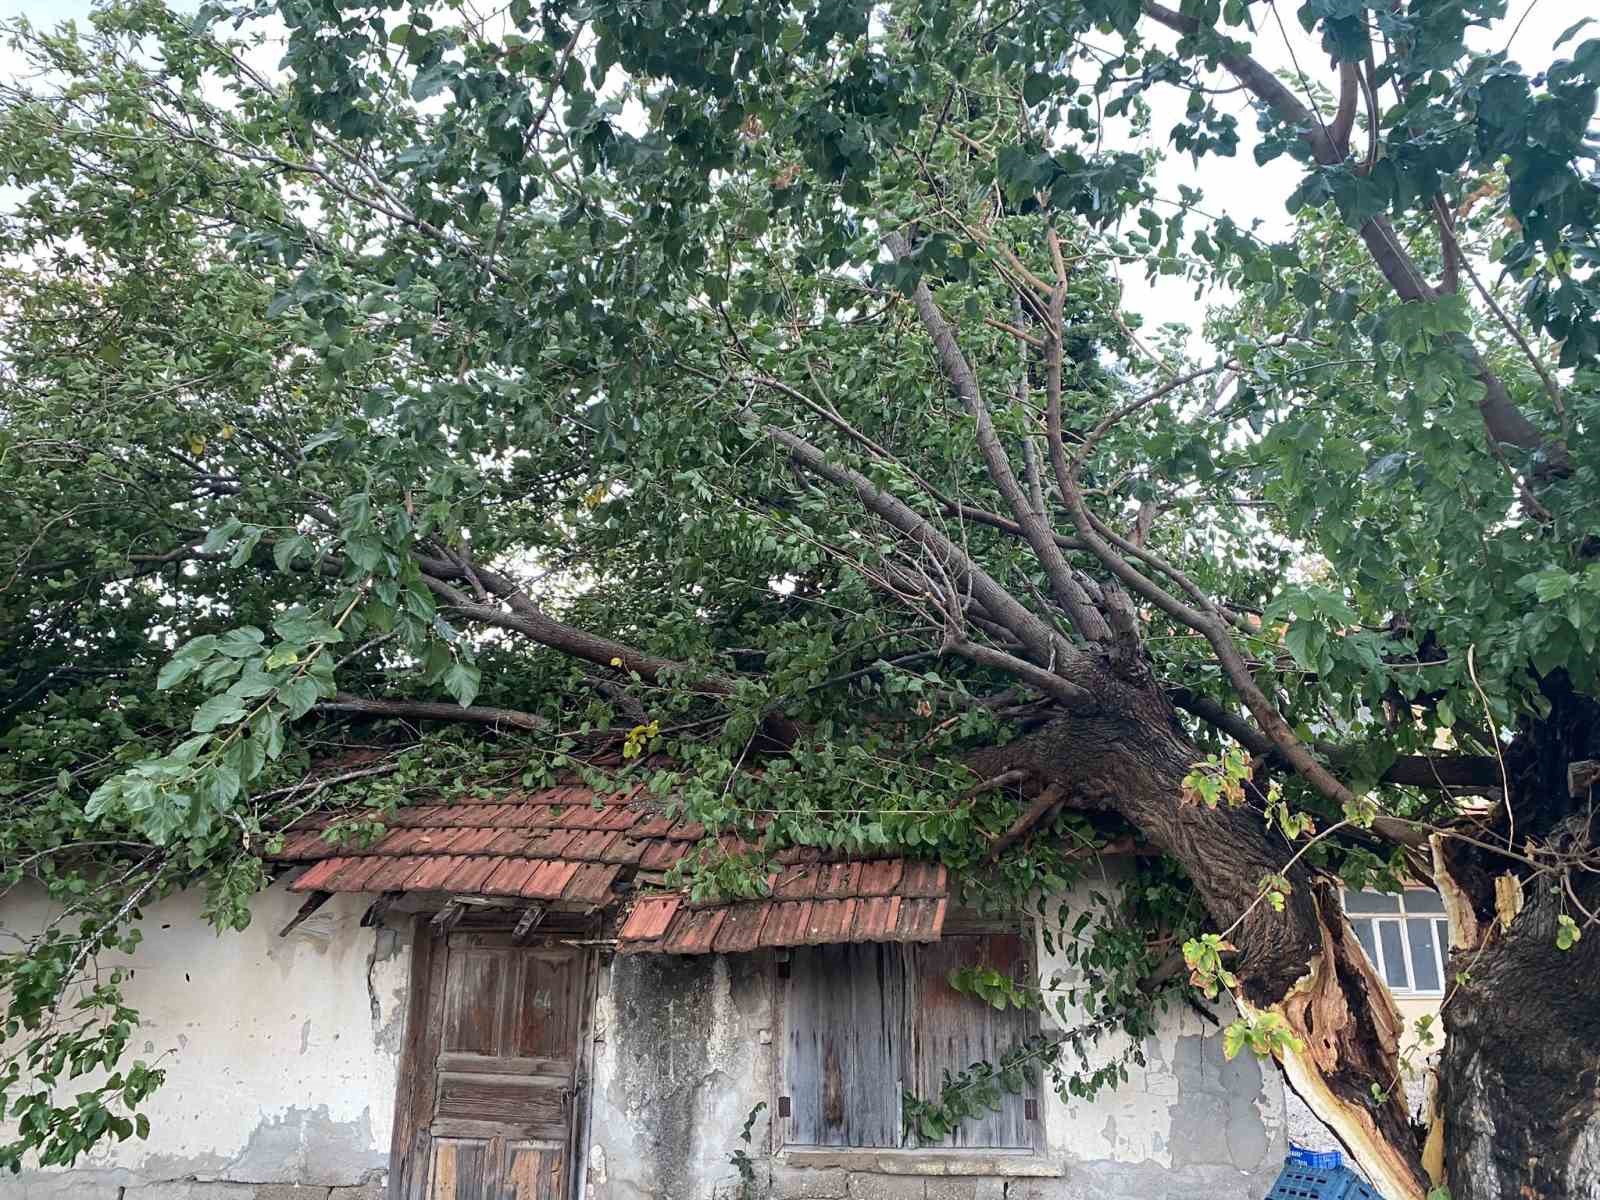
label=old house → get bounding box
[0,778,1289,1200]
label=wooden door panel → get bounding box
[912,934,1034,1149]
[504,1143,564,1200]
[434,1072,568,1136]
[510,954,580,1060]
[441,950,507,1056]
[394,924,586,1200]
[430,1139,496,1200]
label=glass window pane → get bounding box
[1436,920,1452,980]
[1406,919,1441,992]
[1404,890,1446,914]
[1378,920,1410,988]
[1352,919,1379,968]
[1345,889,1402,914]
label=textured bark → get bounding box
[969,664,1430,1197]
[1437,858,1600,1199]
[1433,682,1600,1198]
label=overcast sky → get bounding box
[0,0,1581,338]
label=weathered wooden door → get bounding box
[393,927,587,1200]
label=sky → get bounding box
[0,0,1583,338]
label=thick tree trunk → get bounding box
[971,672,1431,1198]
[1432,680,1600,1198]
[1435,856,1600,1199]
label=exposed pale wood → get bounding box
[431,900,465,933]
[277,889,332,938]
[987,785,1063,861]
[506,1143,564,1200]
[362,893,396,928]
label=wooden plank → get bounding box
[911,933,1036,1150]
[511,951,580,1060]
[784,943,905,1147]
[505,1143,564,1200]
[278,890,332,938]
[434,1073,567,1136]
[441,949,506,1056]
[431,1138,494,1200]
[512,905,547,944]
[389,917,437,1200]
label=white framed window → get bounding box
[1343,889,1449,996]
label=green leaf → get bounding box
[1222,1021,1249,1061]
[190,695,247,734]
[1557,913,1582,951]
[444,661,482,708]
[156,657,198,691]
[277,676,320,721]
[272,608,343,645]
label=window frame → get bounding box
[1342,889,1449,997]
[771,920,1043,1158]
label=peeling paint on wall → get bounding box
[4,870,1289,1200]
[0,884,402,1197]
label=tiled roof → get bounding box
[615,861,948,954]
[271,780,949,952]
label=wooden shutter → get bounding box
[783,943,908,1147]
[911,932,1036,1149]
[781,930,1039,1152]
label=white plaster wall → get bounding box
[0,882,406,1193]
[1031,864,1287,1176]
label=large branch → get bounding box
[418,573,737,696]
[759,419,1086,686]
[1140,1,1557,466]
[889,234,1112,644]
[317,692,550,732]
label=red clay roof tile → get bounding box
[893,897,946,942]
[857,860,904,896]
[851,895,902,941]
[445,856,502,893]
[481,858,541,896]
[402,855,466,892]
[276,775,951,952]
[561,863,620,904]
[898,862,946,898]
[638,841,688,870]
[562,830,620,861]
[661,907,725,954]
[758,901,814,948]
[288,856,348,892]
[803,898,858,945]
[774,865,821,900]
[711,902,771,953]
[447,827,503,855]
[618,895,681,942]
[520,859,582,900]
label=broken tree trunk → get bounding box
[969,674,1432,1198]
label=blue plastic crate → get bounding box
[1288,1145,1344,1170]
[1266,1154,1386,1200]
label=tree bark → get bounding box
[970,667,1431,1198]
[1431,682,1600,1198]
[1435,853,1600,1199]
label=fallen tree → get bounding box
[1,1,1596,1194]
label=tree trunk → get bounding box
[971,671,1431,1198]
[1432,679,1600,1198]
[1435,857,1600,1199]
